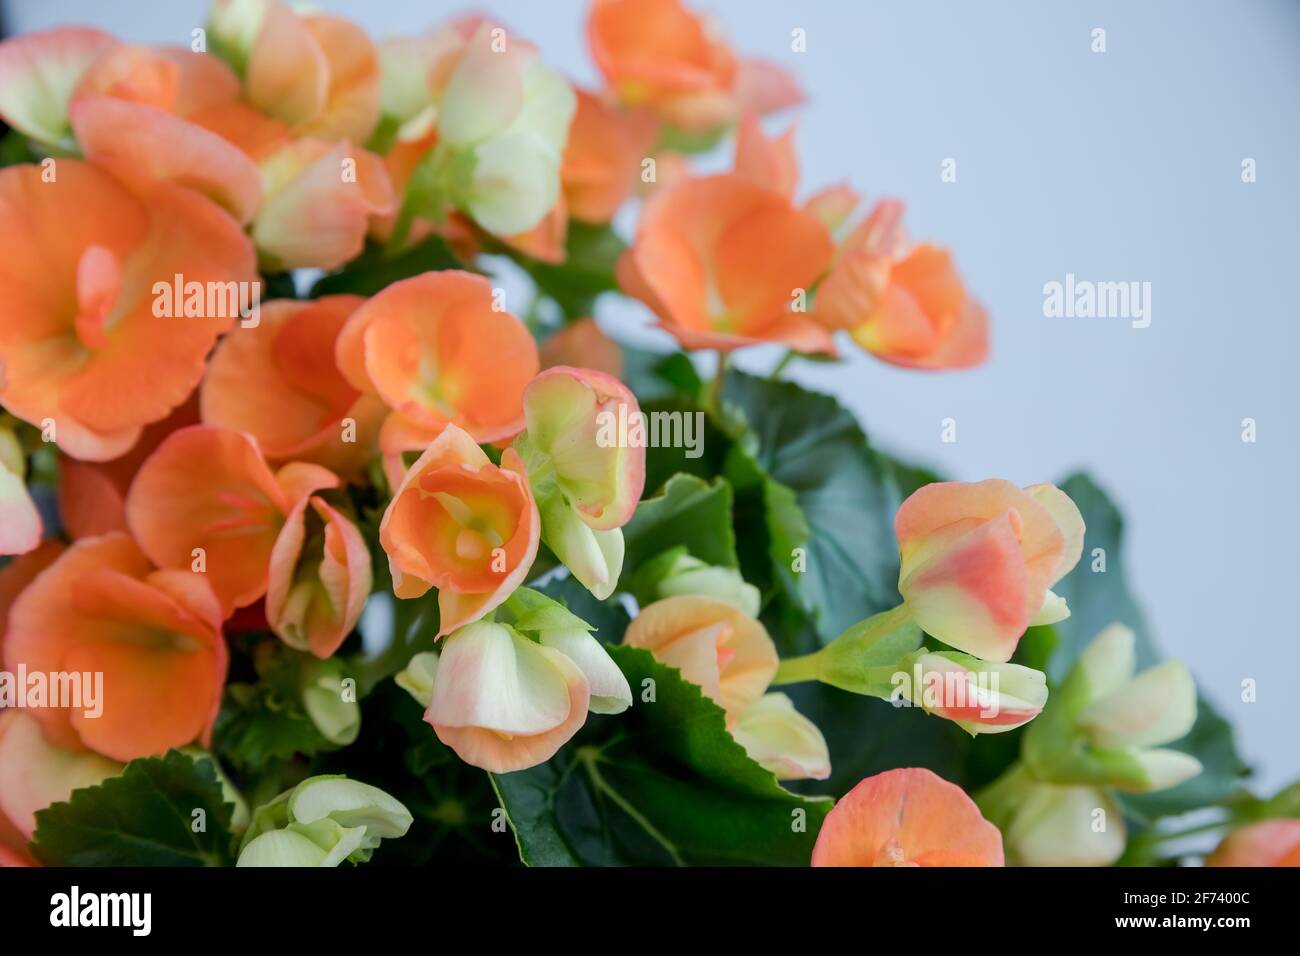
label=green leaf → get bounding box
[33,751,236,866]
[1051,473,1248,820]
[623,473,739,577]
[515,221,626,319]
[309,235,463,298]
[213,642,336,775]
[724,370,902,644]
[492,646,831,865]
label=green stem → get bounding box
[772,651,823,686]
[768,349,796,381]
[708,351,730,423]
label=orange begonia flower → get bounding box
[1207,820,1300,867]
[563,88,657,224]
[540,318,625,379]
[336,270,539,457]
[622,595,777,721]
[201,296,385,478]
[3,533,228,761]
[587,0,801,132]
[209,0,381,144]
[618,173,835,353]
[68,44,263,224]
[812,767,1004,866]
[125,425,338,616]
[378,424,539,636]
[815,199,989,370]
[733,112,797,200]
[0,160,256,462]
[0,711,121,857]
[266,494,372,659]
[895,480,1084,663]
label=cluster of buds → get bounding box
[976,624,1201,866]
[770,479,1084,737]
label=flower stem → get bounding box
[768,349,796,381]
[772,651,824,686]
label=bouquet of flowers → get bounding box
[0,0,1294,869]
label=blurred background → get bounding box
[5,0,1298,791]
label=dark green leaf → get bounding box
[623,473,739,575]
[492,646,831,865]
[33,751,236,866]
[724,370,902,643]
[516,221,626,318]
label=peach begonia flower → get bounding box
[335,270,539,462]
[378,424,539,636]
[895,480,1084,663]
[374,17,577,239]
[812,767,1005,867]
[208,0,381,144]
[814,198,989,370]
[125,425,338,616]
[433,22,576,237]
[67,43,263,224]
[894,651,1048,734]
[540,318,624,380]
[1208,820,1300,867]
[515,366,646,599]
[57,393,200,541]
[0,161,255,462]
[266,494,371,659]
[733,112,798,200]
[618,173,836,353]
[499,89,656,263]
[730,692,830,781]
[563,89,657,224]
[623,595,777,721]
[587,0,801,133]
[0,711,121,857]
[3,533,227,761]
[0,426,40,556]
[422,620,590,773]
[201,295,385,478]
[0,26,117,149]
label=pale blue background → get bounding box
[7,1,1298,791]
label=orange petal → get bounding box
[3,533,227,761]
[734,112,797,199]
[540,317,624,379]
[253,139,395,271]
[349,270,539,443]
[69,95,262,224]
[266,495,371,658]
[378,426,539,629]
[201,296,383,476]
[811,767,1004,866]
[125,425,291,614]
